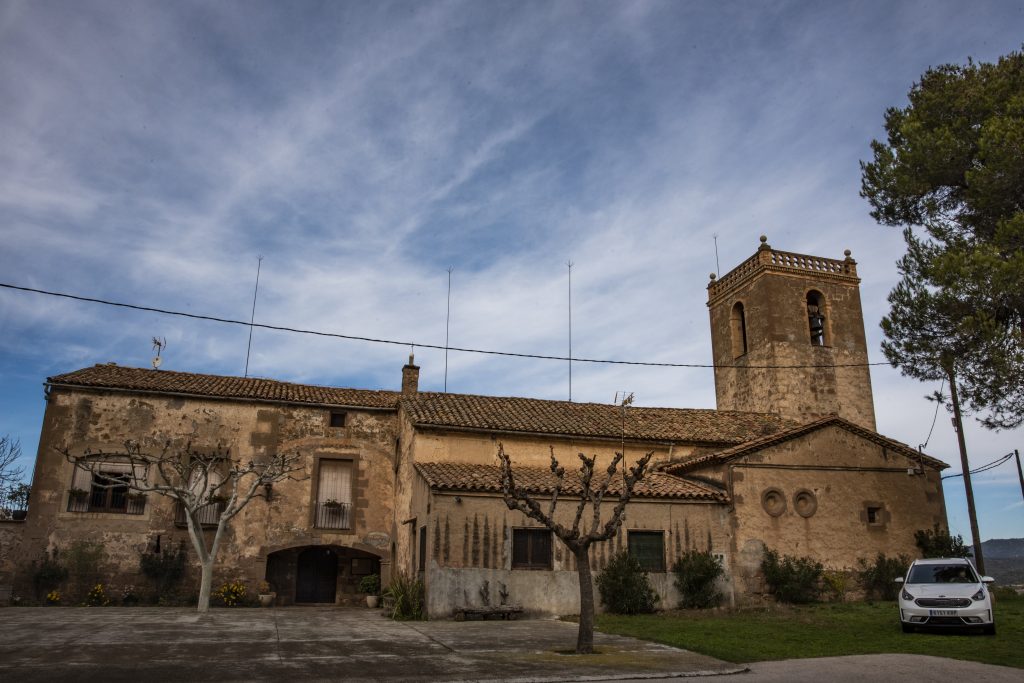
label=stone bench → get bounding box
[452,605,523,621]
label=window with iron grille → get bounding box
[512,528,552,570]
[68,461,146,515]
[627,530,665,572]
[315,460,353,530]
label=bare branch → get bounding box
[571,453,594,534]
[546,446,565,520]
[0,435,25,488]
[56,438,307,612]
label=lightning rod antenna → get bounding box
[444,266,453,393]
[567,260,574,402]
[713,233,720,277]
[244,255,263,378]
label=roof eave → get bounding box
[45,381,399,413]
[408,421,741,448]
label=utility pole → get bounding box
[1015,449,1024,502]
[946,364,985,575]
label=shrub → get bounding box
[85,583,111,606]
[213,580,247,607]
[673,549,724,609]
[915,524,971,558]
[32,550,68,601]
[822,570,850,602]
[359,574,381,595]
[761,549,823,604]
[857,553,911,601]
[121,585,139,606]
[386,572,425,620]
[597,551,659,614]
[140,541,188,600]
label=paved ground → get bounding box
[0,607,739,682]
[621,653,1023,682]
[1,607,1020,682]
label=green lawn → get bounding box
[592,595,1023,669]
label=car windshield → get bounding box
[907,563,978,584]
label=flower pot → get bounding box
[366,595,380,608]
[259,593,276,607]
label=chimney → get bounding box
[402,353,419,396]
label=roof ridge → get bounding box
[410,391,780,416]
[665,415,948,473]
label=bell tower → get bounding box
[707,236,876,430]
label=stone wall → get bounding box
[16,386,399,600]
[417,489,733,618]
[392,424,702,604]
[0,520,26,596]
[717,424,946,599]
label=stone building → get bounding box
[5,239,949,614]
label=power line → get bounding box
[0,280,896,370]
[918,378,944,451]
[941,452,1015,480]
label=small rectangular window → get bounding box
[628,530,665,572]
[329,411,346,428]
[512,529,552,569]
[867,506,882,525]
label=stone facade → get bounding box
[15,384,398,604]
[708,237,876,430]
[6,239,949,616]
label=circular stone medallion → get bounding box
[761,488,786,517]
[793,489,818,518]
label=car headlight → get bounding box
[901,589,915,601]
[971,588,986,601]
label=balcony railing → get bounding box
[67,489,146,515]
[0,485,29,521]
[174,499,226,528]
[315,501,352,530]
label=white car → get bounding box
[896,557,996,634]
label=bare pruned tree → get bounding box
[498,443,652,654]
[56,440,305,612]
[0,435,25,488]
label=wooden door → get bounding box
[296,547,338,603]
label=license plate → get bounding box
[929,609,957,617]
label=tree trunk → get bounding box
[947,367,985,575]
[197,558,214,613]
[574,546,595,654]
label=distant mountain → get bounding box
[980,539,1024,585]
[982,538,1024,559]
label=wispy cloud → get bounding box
[1,0,1022,538]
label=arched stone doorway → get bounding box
[265,544,382,605]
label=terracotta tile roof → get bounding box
[403,393,792,445]
[47,364,400,409]
[414,461,728,501]
[662,415,949,474]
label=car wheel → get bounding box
[982,623,996,636]
[901,622,914,633]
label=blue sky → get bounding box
[1,0,1021,541]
